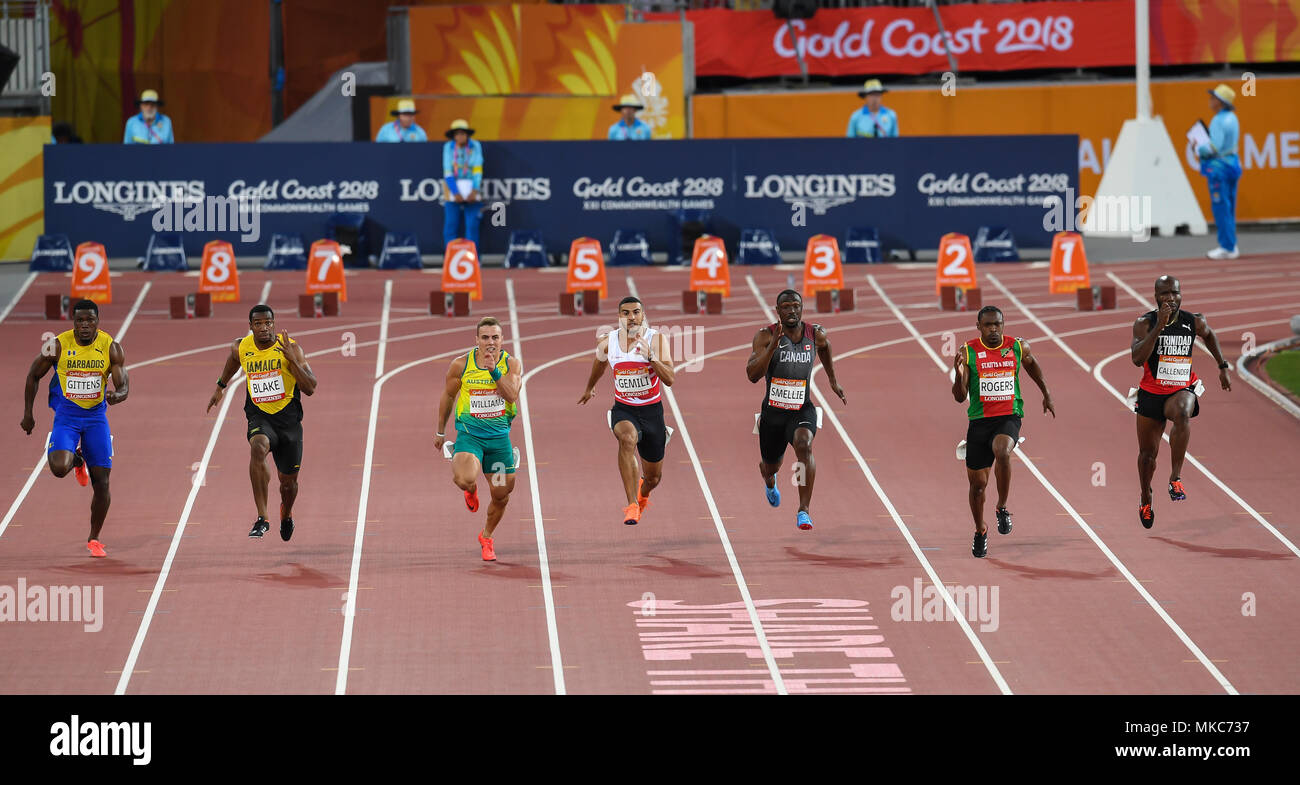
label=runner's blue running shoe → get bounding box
[765,483,780,507]
[796,511,812,531]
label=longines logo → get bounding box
[53,180,205,222]
[742,173,895,215]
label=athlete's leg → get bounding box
[614,420,640,505]
[88,466,111,541]
[991,433,1015,510]
[277,471,299,517]
[1164,390,1197,484]
[249,434,272,520]
[639,459,663,497]
[1135,414,1165,506]
[791,426,816,512]
[46,416,80,477]
[483,473,515,539]
[48,451,75,477]
[967,467,991,535]
[452,452,482,493]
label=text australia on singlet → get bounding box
[1155,333,1194,385]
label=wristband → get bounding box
[436,432,445,437]
[1218,361,1230,370]
[216,379,227,389]
[488,366,502,382]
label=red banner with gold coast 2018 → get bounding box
[655,0,1299,77]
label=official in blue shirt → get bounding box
[608,94,652,140]
[442,119,484,247]
[375,99,428,143]
[846,79,899,139]
[123,89,173,144]
[1199,84,1242,259]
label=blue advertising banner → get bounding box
[43,136,1076,262]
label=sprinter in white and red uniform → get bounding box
[579,296,675,526]
[746,289,847,531]
[1130,275,1232,529]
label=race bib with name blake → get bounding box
[614,368,653,396]
[1156,355,1192,385]
[249,371,286,404]
[768,377,807,409]
[469,388,506,418]
[64,371,103,400]
[978,372,1015,401]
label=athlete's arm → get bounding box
[745,328,779,384]
[496,355,523,403]
[207,340,243,413]
[1194,312,1232,392]
[579,336,609,404]
[277,331,317,396]
[644,331,675,387]
[1020,340,1056,418]
[1131,302,1173,366]
[105,341,128,405]
[20,344,58,434]
[814,326,846,404]
[435,356,467,447]
[952,350,969,404]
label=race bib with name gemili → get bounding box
[615,368,653,396]
[1156,355,1192,385]
[64,371,103,400]
[768,377,807,409]
[250,371,286,404]
[469,388,506,418]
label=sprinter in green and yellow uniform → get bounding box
[434,317,523,562]
[208,304,317,542]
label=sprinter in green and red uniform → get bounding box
[952,306,1055,558]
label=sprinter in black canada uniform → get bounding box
[1130,275,1231,529]
[746,289,846,531]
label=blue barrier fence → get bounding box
[43,136,1077,262]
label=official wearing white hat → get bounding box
[846,79,899,138]
[442,119,484,246]
[608,94,652,140]
[375,98,428,142]
[123,89,174,144]
[1199,84,1242,259]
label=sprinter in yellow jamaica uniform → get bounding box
[208,304,318,541]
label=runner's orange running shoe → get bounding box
[623,503,641,526]
[87,540,106,558]
[73,449,89,487]
[1139,504,1155,529]
[465,488,479,513]
[478,533,496,561]
[1168,480,1186,501]
[637,479,650,512]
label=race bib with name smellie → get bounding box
[768,377,807,409]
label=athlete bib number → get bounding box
[249,371,286,404]
[64,371,103,401]
[978,372,1015,401]
[614,367,653,397]
[469,388,506,419]
[1156,355,1191,385]
[768,377,807,409]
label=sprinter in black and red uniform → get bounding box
[746,289,846,531]
[578,296,675,526]
[1130,275,1232,529]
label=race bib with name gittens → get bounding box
[64,371,103,401]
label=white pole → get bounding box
[1135,0,1152,119]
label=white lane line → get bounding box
[757,275,1011,694]
[259,280,272,304]
[0,271,37,323]
[117,282,152,339]
[375,280,392,379]
[507,279,567,695]
[629,273,788,695]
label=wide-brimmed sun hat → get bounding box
[136,89,163,106]
[857,79,886,97]
[1208,83,1235,107]
[391,99,417,116]
[444,118,475,139]
[612,93,645,111]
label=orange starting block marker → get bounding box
[441,239,483,301]
[935,233,977,295]
[72,242,112,304]
[688,235,730,297]
[306,239,347,302]
[1048,232,1090,293]
[199,240,240,302]
[566,237,607,298]
[802,235,843,298]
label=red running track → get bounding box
[0,256,1295,694]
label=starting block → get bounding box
[1076,284,1117,311]
[940,286,982,312]
[432,290,470,317]
[443,440,522,470]
[815,288,856,313]
[298,291,340,318]
[44,294,70,320]
[681,290,723,315]
[754,407,823,434]
[607,410,674,446]
[559,290,600,316]
[169,292,212,319]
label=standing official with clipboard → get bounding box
[442,119,484,248]
[1195,84,1242,259]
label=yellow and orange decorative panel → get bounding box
[0,117,49,261]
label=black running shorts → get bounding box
[247,413,303,475]
[758,402,818,465]
[1134,386,1200,422]
[610,400,667,463]
[965,414,1021,471]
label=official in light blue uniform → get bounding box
[123,89,173,144]
[375,99,428,143]
[1199,84,1242,259]
[846,79,899,139]
[608,94,652,140]
[442,119,484,247]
